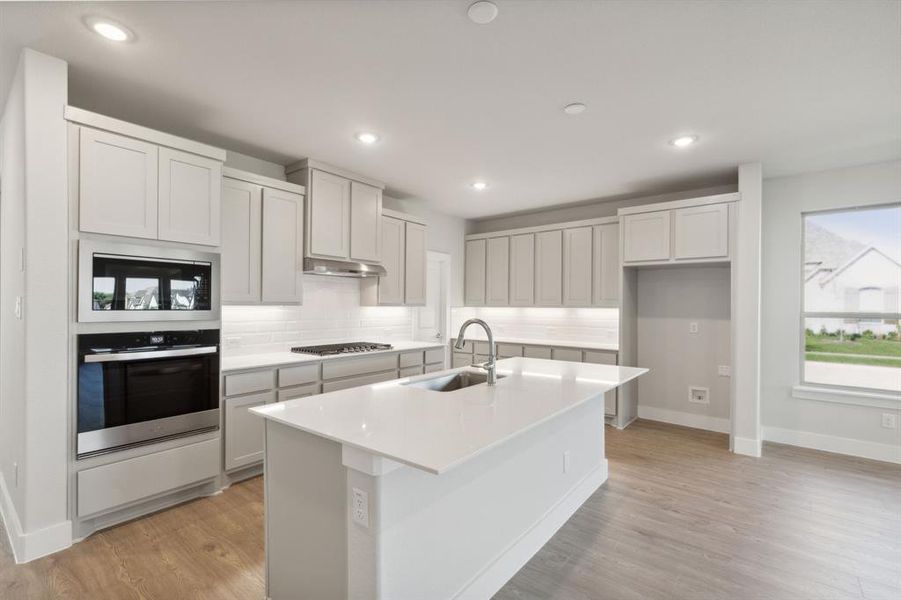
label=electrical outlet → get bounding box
[689,322,699,334]
[717,365,731,377]
[224,336,242,349]
[351,487,369,528]
[882,413,897,429]
[688,386,709,404]
[14,296,22,320]
[13,462,18,487]
[562,451,571,474]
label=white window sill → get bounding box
[792,384,901,409]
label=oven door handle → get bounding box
[83,346,218,363]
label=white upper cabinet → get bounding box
[592,223,620,306]
[404,221,427,305]
[221,170,306,305]
[673,203,729,260]
[158,147,222,245]
[465,239,487,306]
[563,227,592,306]
[485,237,510,306]
[622,211,671,263]
[261,188,304,304]
[79,128,159,240]
[535,230,563,306]
[509,234,535,306]
[350,181,382,263]
[359,213,427,307]
[221,178,262,303]
[308,169,351,259]
[375,216,405,305]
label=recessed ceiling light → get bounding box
[471,181,489,191]
[670,135,699,148]
[468,1,499,25]
[563,103,587,115]
[355,132,379,145]
[85,17,133,42]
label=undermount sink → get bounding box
[403,370,505,392]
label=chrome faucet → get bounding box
[454,318,496,385]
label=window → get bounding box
[802,204,901,393]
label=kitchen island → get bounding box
[251,357,646,600]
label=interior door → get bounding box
[415,253,448,347]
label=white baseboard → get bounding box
[453,460,608,600]
[0,472,71,563]
[637,405,731,434]
[763,426,900,464]
[732,436,762,458]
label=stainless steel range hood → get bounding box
[303,257,386,278]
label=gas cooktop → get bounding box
[290,342,393,356]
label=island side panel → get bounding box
[264,420,347,600]
[346,396,607,600]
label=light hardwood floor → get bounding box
[1,421,899,599]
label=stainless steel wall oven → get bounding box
[77,329,220,457]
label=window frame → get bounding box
[799,203,901,396]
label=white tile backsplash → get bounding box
[222,276,414,355]
[450,306,619,345]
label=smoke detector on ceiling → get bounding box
[468,1,499,25]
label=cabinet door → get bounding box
[308,169,351,259]
[158,147,222,245]
[509,234,535,306]
[261,188,303,303]
[563,227,593,306]
[485,237,510,306]
[622,211,671,262]
[404,221,427,305]
[350,181,382,263]
[534,230,563,306]
[592,223,620,306]
[79,127,158,239]
[378,216,405,304]
[224,391,273,471]
[221,178,262,303]
[464,239,487,306]
[673,203,729,260]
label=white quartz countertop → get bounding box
[221,340,445,372]
[456,335,619,352]
[251,357,646,474]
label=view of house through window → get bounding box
[802,204,901,393]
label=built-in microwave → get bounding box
[78,240,220,322]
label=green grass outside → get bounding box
[805,332,901,368]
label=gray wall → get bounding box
[469,184,737,233]
[637,266,732,425]
[761,159,901,454]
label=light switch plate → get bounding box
[717,365,731,377]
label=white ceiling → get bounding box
[1,1,899,219]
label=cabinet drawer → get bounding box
[278,363,320,388]
[322,370,397,393]
[553,348,583,362]
[474,354,489,363]
[423,362,444,374]
[225,369,274,396]
[278,383,320,402]
[322,354,398,380]
[78,438,219,517]
[584,351,617,365]
[424,348,445,364]
[399,366,422,378]
[523,346,552,359]
[473,341,491,355]
[399,351,424,368]
[497,343,523,357]
[452,353,471,368]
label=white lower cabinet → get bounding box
[224,391,274,471]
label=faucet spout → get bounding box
[454,318,497,385]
